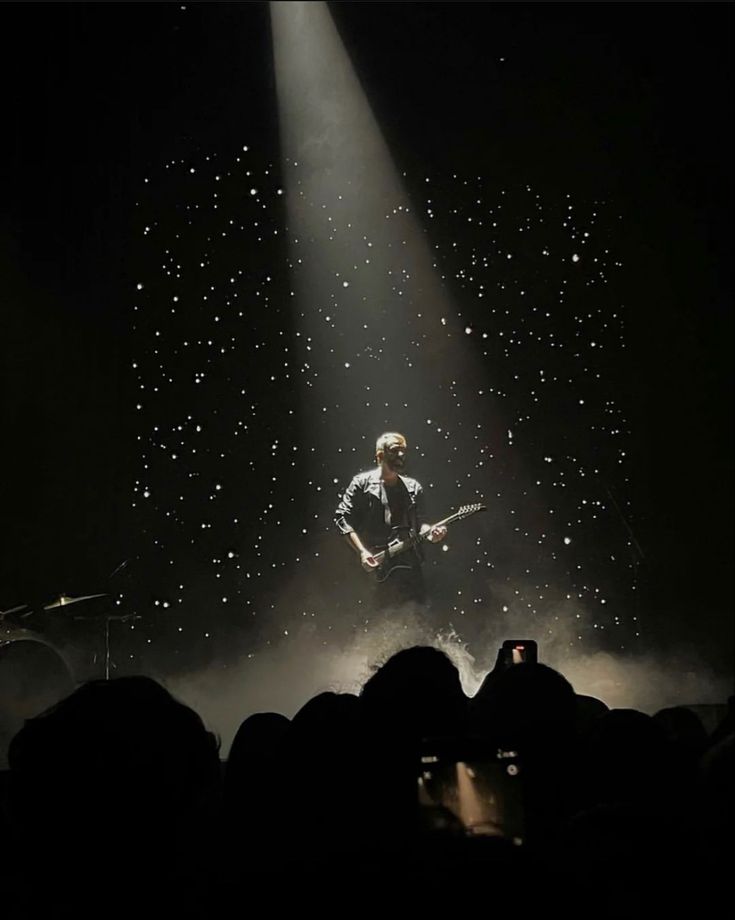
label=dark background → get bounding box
[1,3,732,673]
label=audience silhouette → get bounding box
[0,645,730,916]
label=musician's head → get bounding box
[376,432,407,471]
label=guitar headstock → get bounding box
[455,502,486,520]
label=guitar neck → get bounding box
[419,510,463,538]
[372,505,485,564]
[406,511,468,550]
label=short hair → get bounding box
[375,431,406,459]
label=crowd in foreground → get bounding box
[0,645,731,917]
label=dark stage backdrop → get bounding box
[1,4,732,701]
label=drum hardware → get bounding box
[43,593,109,611]
[40,594,141,680]
[0,603,33,619]
[85,612,142,680]
[2,592,142,682]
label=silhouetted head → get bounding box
[227,711,290,771]
[583,708,670,806]
[471,662,577,752]
[361,645,467,740]
[7,677,221,911]
[292,691,360,735]
[575,693,610,737]
[223,711,290,826]
[9,675,220,826]
[588,708,665,751]
[653,706,708,756]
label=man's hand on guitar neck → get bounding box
[421,523,448,544]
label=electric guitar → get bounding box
[364,503,486,583]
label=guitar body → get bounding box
[372,529,420,583]
[365,503,486,582]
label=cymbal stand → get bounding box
[77,612,141,680]
[107,613,143,680]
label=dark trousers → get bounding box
[372,563,426,610]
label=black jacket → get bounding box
[334,468,426,551]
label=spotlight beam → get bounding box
[270,1,492,444]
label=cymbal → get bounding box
[43,593,109,610]
[0,604,31,618]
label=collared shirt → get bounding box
[334,467,426,552]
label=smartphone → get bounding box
[418,738,524,844]
[501,639,538,668]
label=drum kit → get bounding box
[0,591,140,758]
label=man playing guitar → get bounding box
[334,432,448,606]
